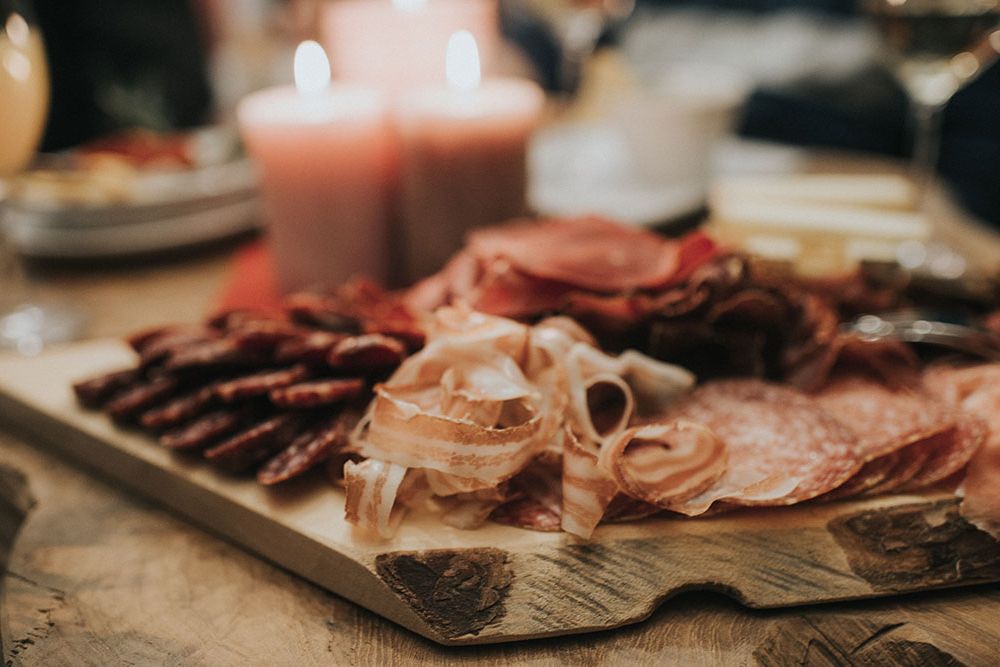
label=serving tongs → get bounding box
[843,310,1000,362]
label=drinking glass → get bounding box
[512,0,636,93]
[865,0,1000,202]
[0,0,85,354]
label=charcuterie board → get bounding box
[2,340,999,646]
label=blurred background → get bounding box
[19,0,999,224]
[1,0,998,351]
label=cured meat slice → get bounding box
[343,459,413,538]
[664,380,861,514]
[165,339,262,372]
[813,373,955,462]
[816,452,901,501]
[489,497,562,532]
[902,415,986,491]
[274,332,346,365]
[490,452,564,532]
[923,364,1000,537]
[269,378,365,409]
[228,320,304,351]
[160,410,244,450]
[72,368,142,409]
[862,439,935,496]
[140,386,216,430]
[560,428,618,539]
[257,417,349,485]
[214,365,311,402]
[787,333,918,393]
[135,328,220,367]
[598,421,727,510]
[104,376,178,421]
[204,414,302,470]
[468,217,712,292]
[328,334,406,370]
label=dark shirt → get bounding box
[33,0,213,151]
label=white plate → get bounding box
[2,158,261,258]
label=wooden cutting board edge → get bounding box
[0,391,449,644]
[2,340,1000,646]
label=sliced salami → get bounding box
[813,373,955,462]
[862,438,936,496]
[664,379,862,514]
[923,364,1000,538]
[901,416,987,491]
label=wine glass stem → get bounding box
[910,100,945,212]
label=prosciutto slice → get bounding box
[467,217,710,292]
[664,380,862,514]
[403,217,718,320]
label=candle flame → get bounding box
[392,0,426,12]
[446,31,481,93]
[294,40,331,96]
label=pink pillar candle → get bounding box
[396,34,544,282]
[237,43,397,293]
[321,0,500,93]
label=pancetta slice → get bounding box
[598,421,727,511]
[561,428,618,539]
[343,459,411,538]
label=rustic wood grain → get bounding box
[2,340,1000,648]
[4,432,1000,665]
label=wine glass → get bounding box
[0,0,85,354]
[865,0,1000,208]
[512,0,636,93]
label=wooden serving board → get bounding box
[2,340,999,646]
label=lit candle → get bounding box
[321,0,499,94]
[237,41,397,293]
[396,31,544,282]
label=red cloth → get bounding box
[214,240,283,315]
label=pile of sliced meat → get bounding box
[406,215,878,380]
[73,280,423,485]
[406,216,718,324]
[72,216,1000,541]
[341,303,993,538]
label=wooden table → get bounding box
[4,177,1000,666]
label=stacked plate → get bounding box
[1,130,261,259]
